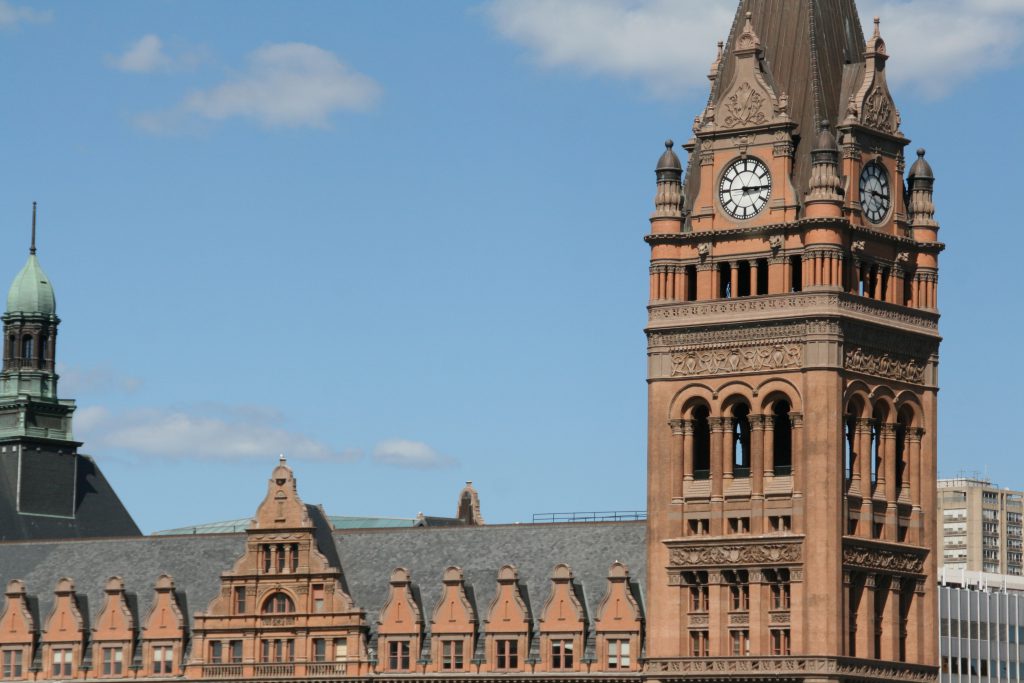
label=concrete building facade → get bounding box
[939,479,1024,576]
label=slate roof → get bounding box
[0,452,141,542]
[0,519,645,640]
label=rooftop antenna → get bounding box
[30,201,37,255]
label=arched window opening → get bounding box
[731,404,751,477]
[39,335,49,363]
[880,267,890,301]
[756,258,769,295]
[21,335,33,360]
[276,544,286,573]
[903,271,915,306]
[685,266,697,302]
[290,543,299,572]
[895,410,910,495]
[692,406,711,480]
[789,256,802,292]
[261,592,295,614]
[868,265,879,300]
[772,401,792,475]
[724,570,749,612]
[737,261,751,297]
[844,414,857,482]
[719,262,732,299]
[262,545,272,573]
[6,335,13,360]
[870,420,881,485]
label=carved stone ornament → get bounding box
[863,86,895,133]
[851,240,866,252]
[768,234,783,252]
[644,656,936,681]
[697,242,711,259]
[844,346,925,383]
[729,613,750,625]
[689,614,709,627]
[769,612,791,624]
[668,541,802,568]
[723,82,769,128]
[843,543,926,575]
[672,345,801,377]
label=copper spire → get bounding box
[30,202,37,255]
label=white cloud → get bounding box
[859,0,1024,98]
[137,42,380,131]
[77,404,361,462]
[484,0,1024,99]
[373,439,456,469]
[109,34,172,73]
[0,0,52,27]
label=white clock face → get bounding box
[719,158,772,220]
[859,162,891,224]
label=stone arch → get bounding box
[259,589,297,614]
[755,379,802,414]
[670,384,715,419]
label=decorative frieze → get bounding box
[671,345,802,377]
[667,540,802,568]
[843,542,927,575]
[644,656,936,681]
[844,346,925,383]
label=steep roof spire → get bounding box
[30,202,37,255]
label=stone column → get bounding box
[855,573,875,659]
[750,416,765,497]
[707,571,725,656]
[697,262,715,301]
[710,417,725,535]
[748,569,765,655]
[669,419,685,502]
[790,413,804,497]
[842,572,853,656]
[722,418,735,482]
[763,416,775,483]
[857,419,874,538]
[881,423,898,540]
[729,262,739,299]
[848,257,860,294]
[768,256,787,294]
[749,260,760,295]
[908,428,924,544]
[880,577,900,661]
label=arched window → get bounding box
[21,335,32,360]
[789,256,802,292]
[731,404,751,477]
[844,410,858,482]
[895,409,911,495]
[685,266,697,302]
[772,401,792,475]
[261,592,295,614]
[719,262,732,299]
[39,335,48,362]
[692,406,711,480]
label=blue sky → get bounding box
[0,0,1022,534]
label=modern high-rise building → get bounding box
[939,478,1024,576]
[0,2,944,683]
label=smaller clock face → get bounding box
[859,162,891,224]
[719,158,772,220]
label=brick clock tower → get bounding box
[644,2,940,682]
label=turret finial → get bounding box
[30,202,37,256]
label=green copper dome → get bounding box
[6,254,56,316]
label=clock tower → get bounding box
[644,2,940,682]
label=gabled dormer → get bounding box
[377,568,423,673]
[482,565,530,673]
[141,575,184,677]
[0,580,35,680]
[593,563,642,672]
[538,564,586,673]
[428,567,476,673]
[91,577,135,678]
[41,578,85,680]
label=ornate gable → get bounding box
[141,575,184,639]
[484,565,530,634]
[378,568,423,635]
[252,457,313,530]
[594,563,641,633]
[538,564,585,632]
[42,578,84,644]
[845,18,901,137]
[92,577,134,641]
[0,580,35,645]
[430,567,475,635]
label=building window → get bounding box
[692,406,711,479]
[728,517,750,534]
[312,584,325,613]
[770,629,791,656]
[276,544,286,573]
[607,639,630,670]
[234,587,246,614]
[770,516,791,532]
[51,648,73,677]
[686,570,709,612]
[20,336,32,360]
[550,639,574,670]
[2,650,23,679]
[290,544,299,572]
[495,639,518,670]
[730,630,750,656]
[333,639,348,662]
[262,592,295,613]
[772,401,792,474]
[767,569,791,610]
[441,640,464,671]
[313,639,326,662]
[688,518,709,536]
[726,570,749,611]
[263,545,272,573]
[261,639,294,663]
[387,640,410,671]
[152,645,174,674]
[209,642,223,663]
[689,631,708,657]
[230,641,243,664]
[731,403,751,477]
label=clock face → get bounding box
[719,158,772,220]
[859,162,891,224]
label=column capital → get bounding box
[669,418,686,436]
[749,414,767,430]
[879,422,897,436]
[908,427,925,441]
[709,417,727,431]
[864,574,877,589]
[789,412,804,429]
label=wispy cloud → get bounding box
[57,364,143,395]
[77,404,361,462]
[483,0,1024,99]
[108,34,172,73]
[0,0,52,27]
[136,42,380,132]
[373,439,456,469]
